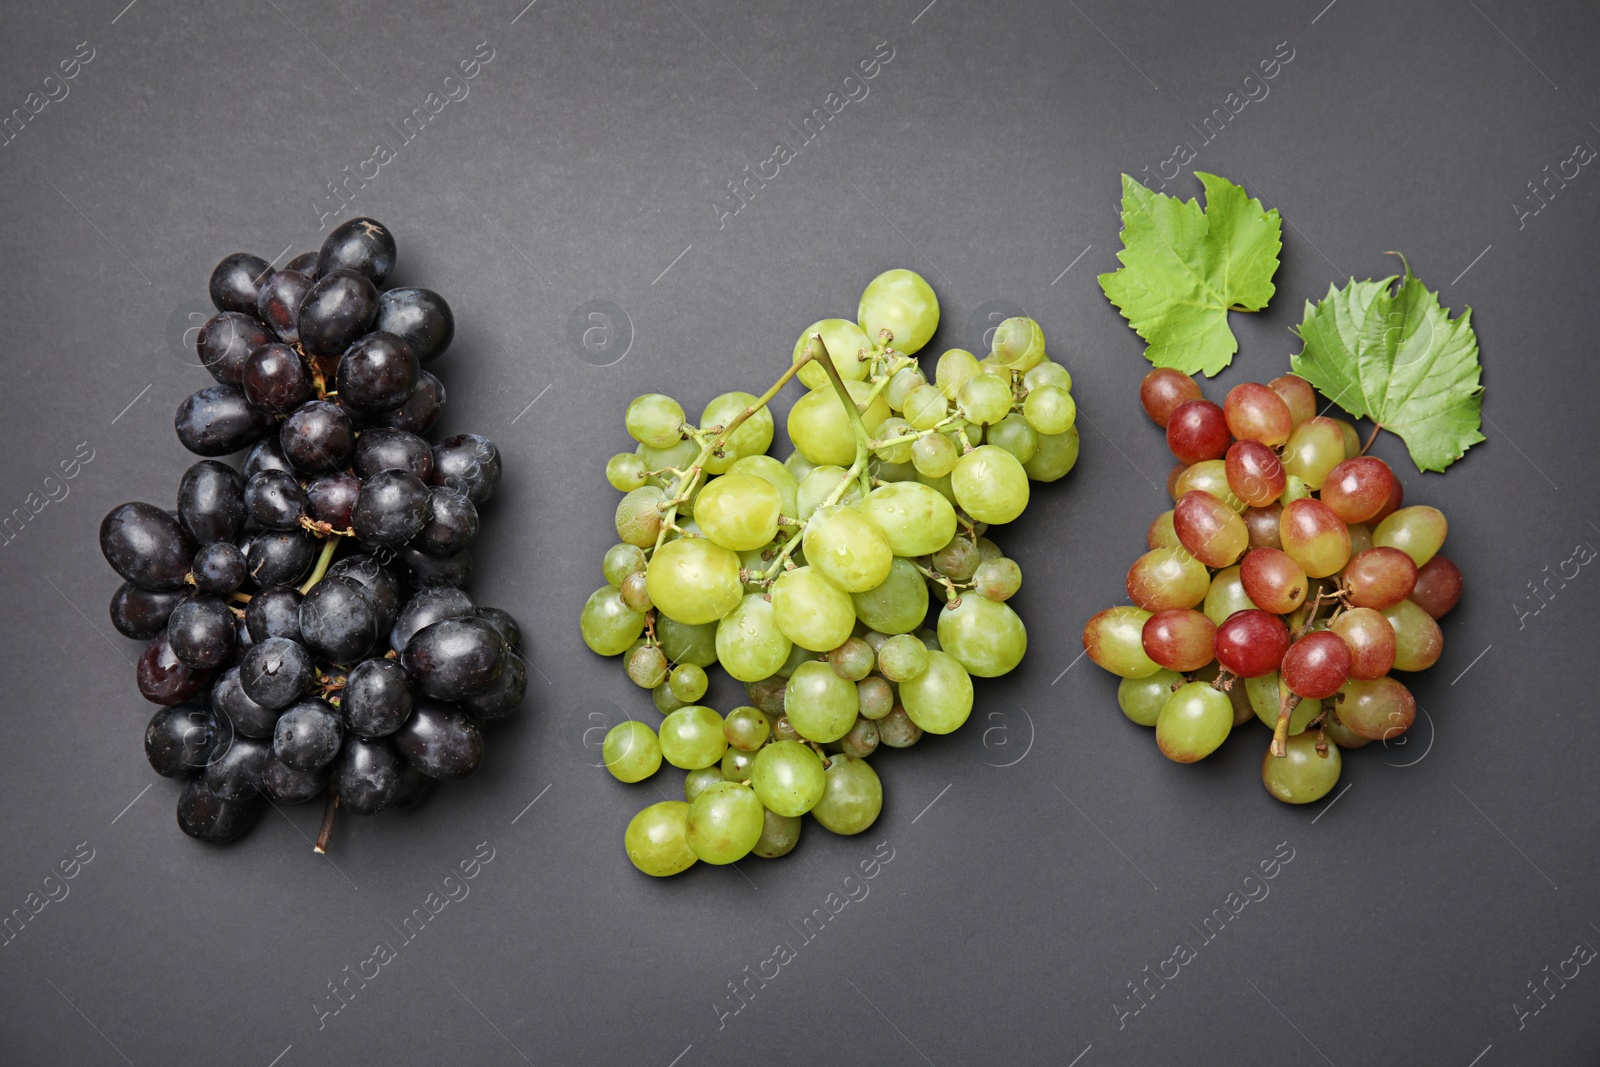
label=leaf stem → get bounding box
[1359,422,1383,456]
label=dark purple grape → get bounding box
[245,585,303,643]
[205,732,269,799]
[352,470,429,547]
[389,585,475,651]
[167,596,236,670]
[244,470,307,531]
[353,427,434,481]
[305,471,360,530]
[145,703,212,778]
[101,502,193,591]
[297,269,378,358]
[209,253,272,315]
[298,576,377,663]
[284,251,319,278]
[317,217,396,285]
[379,370,445,434]
[176,385,274,457]
[196,312,273,386]
[390,766,437,810]
[138,631,214,705]
[273,699,344,772]
[476,608,520,652]
[177,460,246,546]
[327,555,400,637]
[341,658,414,737]
[393,699,482,780]
[210,665,280,738]
[191,542,246,596]
[397,546,471,588]
[255,270,313,345]
[243,438,293,479]
[412,487,478,557]
[459,651,526,720]
[403,617,505,700]
[110,582,185,639]
[375,287,453,363]
[333,736,404,814]
[231,611,254,662]
[429,434,501,505]
[262,748,329,803]
[242,343,311,413]
[279,400,354,473]
[245,529,316,588]
[176,778,262,843]
[239,635,315,709]
[336,332,417,412]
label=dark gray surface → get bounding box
[2,0,1597,1063]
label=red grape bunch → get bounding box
[99,218,524,848]
[1083,369,1461,804]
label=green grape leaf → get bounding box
[1098,171,1282,377]
[1290,256,1484,473]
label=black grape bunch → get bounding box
[99,218,525,850]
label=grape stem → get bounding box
[313,784,339,854]
[805,333,876,500]
[298,538,341,595]
[1359,422,1383,456]
[1270,692,1303,758]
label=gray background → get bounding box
[1,0,1595,1063]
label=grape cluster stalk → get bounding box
[1084,369,1463,803]
[99,217,525,849]
[579,269,1082,875]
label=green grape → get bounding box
[606,453,649,491]
[1261,730,1341,804]
[653,683,690,715]
[810,754,883,834]
[637,436,700,487]
[602,543,647,587]
[935,349,982,399]
[684,766,724,802]
[1118,669,1184,727]
[751,739,827,816]
[803,505,893,593]
[614,486,666,547]
[727,455,799,517]
[747,676,787,716]
[859,481,957,557]
[646,538,743,625]
[1023,385,1075,436]
[877,633,928,682]
[659,706,727,769]
[918,470,957,506]
[952,445,1030,525]
[1023,360,1073,394]
[695,473,782,552]
[669,663,709,703]
[877,706,921,747]
[625,801,697,876]
[860,629,890,652]
[898,649,973,733]
[784,449,817,484]
[857,676,895,720]
[788,381,891,467]
[986,413,1037,465]
[580,586,646,656]
[1082,606,1160,678]
[828,636,876,681]
[1147,510,1180,550]
[932,535,979,582]
[1279,475,1312,505]
[1382,598,1444,671]
[885,366,927,411]
[1281,418,1345,490]
[797,465,864,521]
[859,268,939,354]
[737,547,774,591]
[937,595,1027,677]
[1174,459,1245,512]
[772,715,800,742]
[839,715,879,757]
[784,660,860,742]
[972,557,1021,601]
[904,383,951,431]
[874,417,916,465]
[1155,682,1233,762]
[850,556,929,635]
[975,536,1003,561]
[721,746,757,782]
[657,614,718,668]
[724,706,771,751]
[603,721,662,783]
[1023,426,1079,482]
[911,433,958,478]
[700,392,775,474]
[915,627,942,651]
[751,807,803,858]
[775,642,817,678]
[792,318,873,390]
[686,781,764,864]
[1373,506,1448,568]
[871,458,918,483]
[1202,566,1259,627]
[991,316,1045,371]
[1245,672,1321,734]
[715,594,793,682]
[619,572,652,613]
[625,394,686,450]
[772,566,856,651]
[957,374,1012,426]
[626,644,669,688]
[1332,417,1362,459]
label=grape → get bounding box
[972,557,1022,601]
[783,661,859,743]
[625,801,697,877]
[246,531,317,589]
[911,433,959,478]
[460,651,526,720]
[352,469,430,546]
[1117,669,1183,727]
[1261,730,1341,804]
[1126,547,1210,612]
[771,566,856,651]
[666,663,707,704]
[317,217,396,283]
[1225,440,1287,507]
[391,585,475,650]
[885,366,927,411]
[1279,498,1352,578]
[279,400,354,474]
[245,470,306,531]
[952,445,1029,525]
[1155,682,1233,762]
[197,312,273,386]
[305,472,361,530]
[1023,385,1075,436]
[273,700,345,772]
[403,617,506,700]
[177,461,246,546]
[100,502,194,592]
[1410,556,1462,618]
[167,596,236,670]
[145,704,212,777]
[842,557,923,636]
[240,636,314,710]
[176,778,262,843]
[1139,608,1216,672]
[1320,457,1395,524]
[858,268,938,353]
[987,413,1038,464]
[714,594,791,681]
[659,706,726,769]
[1245,672,1320,734]
[336,332,418,412]
[381,370,445,435]
[1381,599,1444,671]
[615,487,666,547]
[176,385,275,457]
[606,453,648,491]
[297,269,378,358]
[1280,631,1352,699]
[646,538,742,625]
[1083,606,1161,678]
[788,380,891,467]
[700,392,775,474]
[1347,522,1374,556]
[393,699,483,780]
[1239,548,1308,615]
[957,374,1011,425]
[797,464,862,520]
[1173,459,1246,512]
[430,434,502,506]
[1329,607,1396,680]
[877,633,929,682]
[1223,382,1293,447]
[803,505,893,592]
[722,706,770,752]
[683,767,723,802]
[333,737,404,815]
[208,252,271,315]
[1335,676,1415,740]
[935,348,981,399]
[937,595,1027,677]
[603,721,662,783]
[720,746,757,782]
[752,809,803,859]
[413,487,479,557]
[602,543,648,588]
[1023,426,1081,482]
[626,644,669,688]
[840,715,880,758]
[1213,609,1290,678]
[374,287,453,362]
[1166,399,1230,465]
[750,740,826,816]
[341,658,414,738]
[793,319,873,389]
[877,706,922,748]
[1342,547,1417,609]
[1173,490,1248,568]
[1280,417,1345,490]
[1024,360,1073,393]
[658,615,719,668]
[299,576,378,663]
[898,650,973,733]
[110,584,186,640]
[1268,374,1317,428]
[242,343,312,413]
[1139,368,1202,427]
[858,482,956,558]
[1242,504,1282,549]
[1370,477,1404,526]
[726,455,800,517]
[687,781,764,864]
[1279,475,1312,505]
[204,730,270,800]
[1373,506,1448,568]
[810,754,882,834]
[828,637,875,681]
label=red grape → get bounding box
[1321,456,1396,524]
[1223,382,1293,447]
[1243,504,1282,549]
[1330,607,1396,679]
[1369,477,1404,526]
[1279,498,1351,578]
[1174,490,1248,568]
[1281,630,1352,699]
[1268,374,1317,428]
[1337,676,1416,740]
[1139,368,1202,428]
[1239,548,1308,614]
[1166,399,1231,466]
[1213,609,1290,677]
[1411,556,1462,619]
[1341,547,1417,610]
[1225,439,1287,507]
[1141,609,1218,672]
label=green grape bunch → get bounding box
[578,268,1082,876]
